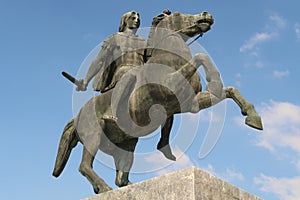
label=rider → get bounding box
[78,11,145,92]
[77,11,176,161]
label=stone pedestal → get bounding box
[83,166,262,200]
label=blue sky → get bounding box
[1,0,300,199]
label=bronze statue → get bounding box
[53,10,263,194]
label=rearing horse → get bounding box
[53,11,263,194]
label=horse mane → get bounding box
[147,12,189,58]
[151,9,172,27]
[155,12,182,30]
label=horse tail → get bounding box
[52,119,78,177]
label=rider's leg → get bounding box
[157,115,176,161]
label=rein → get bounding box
[187,33,203,46]
[148,22,204,57]
[170,23,205,46]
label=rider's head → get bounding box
[119,11,140,32]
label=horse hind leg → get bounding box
[79,139,112,194]
[224,86,263,130]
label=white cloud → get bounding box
[252,101,300,199]
[203,164,244,182]
[297,162,300,172]
[269,14,287,29]
[254,174,300,200]
[235,81,242,87]
[255,61,265,68]
[83,33,93,40]
[240,32,276,52]
[224,168,245,182]
[144,152,244,183]
[273,70,290,79]
[295,23,300,40]
[144,146,194,176]
[203,164,216,175]
[235,73,242,79]
[256,100,300,154]
[296,161,300,171]
[234,73,242,87]
[240,13,286,53]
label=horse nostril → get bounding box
[202,11,208,15]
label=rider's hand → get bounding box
[206,80,224,98]
[76,79,88,91]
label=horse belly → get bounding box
[128,84,173,131]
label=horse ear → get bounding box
[173,12,181,16]
[152,14,166,26]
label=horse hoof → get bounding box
[245,115,263,130]
[94,184,112,194]
[116,180,132,187]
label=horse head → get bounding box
[155,11,214,40]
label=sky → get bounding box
[1,0,300,199]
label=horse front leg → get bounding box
[174,55,201,80]
[113,138,138,187]
[194,53,224,98]
[224,86,263,130]
[163,54,202,93]
[168,53,224,98]
[190,92,224,113]
[113,152,133,187]
[191,88,263,130]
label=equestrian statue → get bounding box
[53,10,263,194]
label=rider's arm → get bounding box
[82,40,112,88]
[84,53,103,85]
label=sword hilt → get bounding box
[62,71,87,91]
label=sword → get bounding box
[61,71,86,91]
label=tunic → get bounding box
[91,32,146,92]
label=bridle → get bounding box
[169,22,205,46]
[149,19,207,56]
[187,33,203,46]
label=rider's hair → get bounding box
[119,11,140,32]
